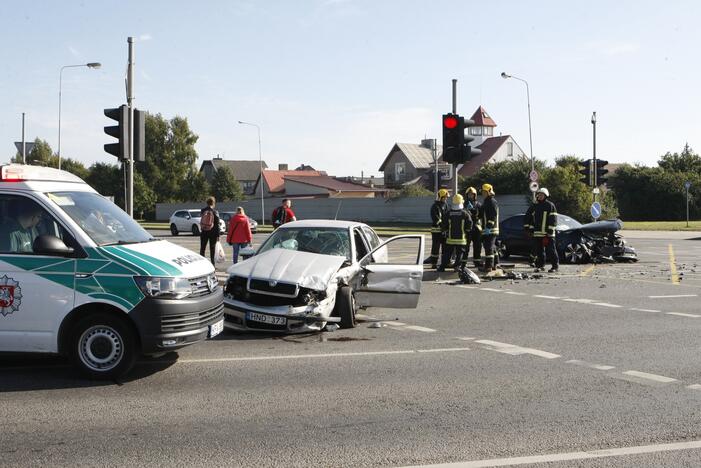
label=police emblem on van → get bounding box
[0,275,21,317]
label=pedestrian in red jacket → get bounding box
[226,207,253,263]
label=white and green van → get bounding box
[0,164,224,379]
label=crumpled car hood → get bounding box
[226,248,346,291]
[577,219,623,235]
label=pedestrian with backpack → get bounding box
[271,198,297,229]
[199,196,220,264]
[226,206,252,264]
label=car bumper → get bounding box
[129,289,224,354]
[223,296,337,333]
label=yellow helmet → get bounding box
[437,188,449,199]
[466,186,477,195]
[452,194,464,205]
[482,183,494,195]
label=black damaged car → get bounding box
[496,214,638,264]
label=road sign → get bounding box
[592,187,600,194]
[591,201,602,220]
[14,142,35,155]
[529,181,539,192]
[529,170,538,182]
[685,181,692,190]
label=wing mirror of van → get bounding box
[33,235,75,256]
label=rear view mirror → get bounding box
[33,235,74,256]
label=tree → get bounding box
[180,169,211,202]
[390,183,433,198]
[86,162,124,206]
[460,158,547,195]
[133,171,157,220]
[137,113,199,203]
[211,166,244,202]
[58,158,90,180]
[658,144,701,173]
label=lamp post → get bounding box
[58,62,101,170]
[501,72,534,174]
[238,120,265,225]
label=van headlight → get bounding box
[134,276,192,299]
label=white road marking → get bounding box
[503,291,527,296]
[666,312,701,318]
[533,295,562,299]
[649,294,698,298]
[622,370,677,383]
[475,340,560,359]
[630,308,661,313]
[407,439,701,468]
[566,359,615,371]
[687,384,701,390]
[382,321,406,326]
[457,337,476,341]
[455,284,478,289]
[178,347,471,364]
[591,302,623,308]
[563,298,598,304]
[481,288,504,292]
[404,325,437,333]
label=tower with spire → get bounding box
[467,106,497,147]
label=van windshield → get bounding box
[47,191,153,246]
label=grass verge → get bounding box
[622,221,701,231]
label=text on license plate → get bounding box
[208,319,224,338]
[246,312,287,325]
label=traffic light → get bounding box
[133,109,145,162]
[104,105,128,160]
[595,159,608,186]
[579,159,593,186]
[463,119,482,162]
[442,113,464,164]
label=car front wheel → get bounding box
[71,313,137,380]
[191,224,200,236]
[335,286,356,329]
[563,243,590,264]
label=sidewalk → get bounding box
[621,230,701,240]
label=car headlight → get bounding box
[134,276,192,299]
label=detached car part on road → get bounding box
[0,165,224,380]
[497,214,637,264]
[223,220,424,333]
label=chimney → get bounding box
[421,139,435,150]
[278,163,288,170]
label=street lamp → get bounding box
[238,120,265,225]
[501,72,534,174]
[58,62,101,170]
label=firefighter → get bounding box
[480,183,499,272]
[424,188,449,269]
[437,194,472,272]
[464,186,482,265]
[524,187,559,272]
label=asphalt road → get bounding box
[2,231,701,467]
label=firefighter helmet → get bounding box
[437,188,449,199]
[482,183,494,194]
[465,186,477,195]
[452,194,464,205]
[536,187,550,197]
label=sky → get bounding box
[2,0,700,178]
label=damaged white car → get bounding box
[223,220,424,333]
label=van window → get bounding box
[48,191,153,246]
[0,195,71,254]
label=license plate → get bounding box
[208,319,224,338]
[246,312,287,326]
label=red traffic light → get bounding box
[443,115,458,129]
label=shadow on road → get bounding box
[0,353,178,392]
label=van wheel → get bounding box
[192,224,200,236]
[335,286,357,329]
[71,313,137,380]
[170,224,179,236]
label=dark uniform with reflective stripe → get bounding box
[524,199,559,269]
[465,198,482,262]
[439,207,472,270]
[427,199,448,267]
[480,195,499,271]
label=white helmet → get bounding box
[536,187,550,197]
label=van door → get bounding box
[0,194,77,353]
[354,235,424,309]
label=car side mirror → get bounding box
[33,235,74,256]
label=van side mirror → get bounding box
[33,235,74,256]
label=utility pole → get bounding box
[127,37,135,217]
[21,113,26,164]
[432,138,438,194]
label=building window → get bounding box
[484,127,493,136]
[470,127,482,136]
[507,142,513,157]
[395,162,406,180]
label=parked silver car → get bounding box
[223,220,424,333]
[169,209,226,236]
[220,211,258,233]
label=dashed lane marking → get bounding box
[666,312,701,318]
[503,291,527,296]
[533,295,563,299]
[563,298,598,304]
[565,359,615,371]
[590,302,623,308]
[622,370,678,383]
[404,325,437,333]
[630,308,661,313]
[474,340,561,359]
[687,384,701,390]
[649,294,698,299]
[480,287,504,292]
[406,440,701,468]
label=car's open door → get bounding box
[354,235,424,309]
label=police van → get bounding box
[0,164,224,379]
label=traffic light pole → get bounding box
[452,79,458,196]
[591,111,597,203]
[127,37,135,218]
